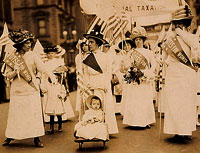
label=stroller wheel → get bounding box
[103,141,106,148]
[79,142,83,149]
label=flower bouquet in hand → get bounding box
[123,61,144,85]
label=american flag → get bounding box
[85,12,129,45]
[103,11,128,44]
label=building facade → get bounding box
[11,0,83,66]
[0,0,14,35]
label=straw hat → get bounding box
[171,4,193,27]
[130,26,147,41]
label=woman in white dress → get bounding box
[118,39,135,116]
[162,5,199,140]
[122,27,156,128]
[82,30,119,134]
[75,40,89,119]
[2,29,56,147]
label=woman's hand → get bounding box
[49,73,57,85]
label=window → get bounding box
[32,11,49,37]
[36,0,44,5]
[38,19,46,35]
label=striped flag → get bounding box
[85,11,129,45]
[76,69,93,102]
[103,11,129,44]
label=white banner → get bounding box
[80,0,184,26]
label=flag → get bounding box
[83,53,103,73]
[83,16,107,42]
[32,39,47,62]
[152,25,166,52]
[0,22,14,71]
[3,51,38,90]
[0,23,13,46]
[86,10,129,45]
[102,11,129,44]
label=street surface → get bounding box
[0,91,200,153]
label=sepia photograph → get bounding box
[1,0,200,152]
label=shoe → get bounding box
[2,138,14,146]
[47,129,54,134]
[58,129,63,132]
[173,135,184,140]
[183,135,192,140]
[197,121,200,126]
[34,138,44,148]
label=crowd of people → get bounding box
[1,2,200,149]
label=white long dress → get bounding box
[83,49,119,134]
[163,32,198,135]
[5,51,46,140]
[122,48,156,127]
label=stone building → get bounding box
[11,0,79,65]
[0,0,13,34]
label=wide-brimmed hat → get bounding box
[83,30,108,45]
[130,26,147,41]
[86,90,104,110]
[9,29,34,48]
[171,5,193,27]
[44,45,66,57]
[118,39,135,50]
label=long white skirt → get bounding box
[6,92,45,139]
[104,91,119,134]
[164,62,196,135]
[123,82,156,127]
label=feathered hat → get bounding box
[9,29,34,48]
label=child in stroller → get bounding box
[74,89,109,148]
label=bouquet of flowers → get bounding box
[123,62,144,85]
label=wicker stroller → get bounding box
[74,88,109,149]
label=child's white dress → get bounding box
[75,109,108,140]
[45,83,66,115]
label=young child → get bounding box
[43,72,67,134]
[74,95,108,140]
[41,46,74,123]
